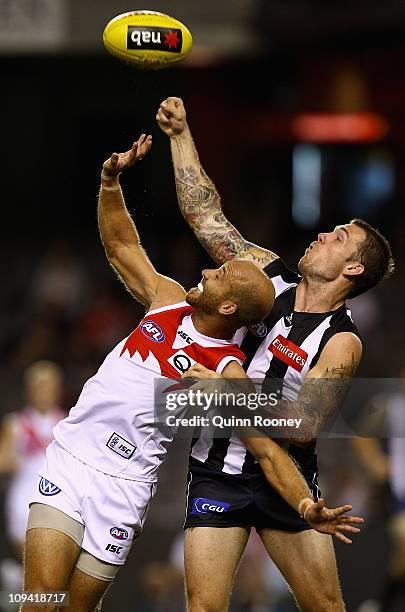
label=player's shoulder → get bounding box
[323,330,362,353]
[329,303,361,340]
[262,258,300,297]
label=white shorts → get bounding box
[29,440,157,565]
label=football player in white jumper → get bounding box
[21,135,363,612]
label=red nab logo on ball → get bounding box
[269,335,308,372]
[127,26,182,53]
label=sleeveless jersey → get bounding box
[54,302,245,482]
[190,259,360,476]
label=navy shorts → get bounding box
[184,457,320,532]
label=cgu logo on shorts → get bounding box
[127,26,182,53]
[191,497,231,515]
[110,527,129,541]
[269,334,308,373]
[140,320,165,343]
[39,477,61,496]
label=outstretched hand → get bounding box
[156,97,187,137]
[304,498,364,544]
[102,134,152,179]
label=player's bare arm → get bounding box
[156,97,278,268]
[184,360,364,544]
[98,134,185,310]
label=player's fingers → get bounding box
[128,142,139,162]
[335,516,364,524]
[330,504,352,517]
[167,96,182,104]
[110,152,119,165]
[159,103,173,118]
[334,531,353,545]
[336,524,361,533]
[137,134,146,146]
[142,136,153,154]
[185,365,204,376]
[157,110,171,125]
[167,97,184,117]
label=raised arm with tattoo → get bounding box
[156,97,278,268]
[98,134,185,310]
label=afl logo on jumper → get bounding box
[269,335,308,372]
[39,477,61,496]
[140,320,165,343]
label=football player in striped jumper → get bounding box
[21,136,361,612]
[157,97,394,612]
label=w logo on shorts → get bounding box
[39,477,61,496]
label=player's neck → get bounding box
[295,277,347,313]
[191,311,235,340]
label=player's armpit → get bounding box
[106,238,185,309]
[170,129,279,268]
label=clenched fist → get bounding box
[156,97,187,137]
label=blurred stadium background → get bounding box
[1,1,404,610]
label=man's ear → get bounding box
[344,261,364,277]
[219,300,237,316]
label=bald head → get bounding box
[226,259,275,326]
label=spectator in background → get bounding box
[352,365,405,612]
[0,361,64,590]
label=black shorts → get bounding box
[184,458,320,532]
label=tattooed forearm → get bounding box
[174,165,278,267]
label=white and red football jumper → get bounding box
[54,302,245,483]
[5,405,64,542]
